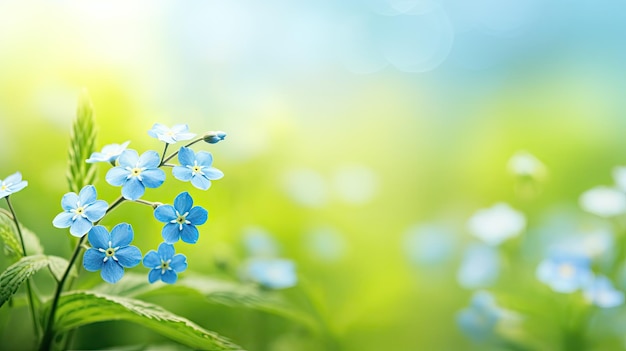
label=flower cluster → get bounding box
[52,123,226,284]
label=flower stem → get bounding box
[159,143,169,167]
[161,137,204,164]
[133,198,161,210]
[5,196,40,339]
[39,195,125,351]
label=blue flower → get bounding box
[457,291,520,342]
[203,131,227,144]
[105,149,166,200]
[172,147,223,190]
[52,185,108,237]
[86,141,130,164]
[83,223,142,284]
[142,242,188,284]
[536,253,593,293]
[148,123,196,144]
[457,244,500,289]
[244,258,297,289]
[584,275,625,308]
[154,191,208,244]
[0,172,28,199]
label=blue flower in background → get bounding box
[243,227,280,258]
[203,131,227,144]
[83,223,142,284]
[86,141,130,164]
[0,172,27,199]
[457,244,500,289]
[456,291,502,342]
[244,258,297,289]
[148,123,196,144]
[105,149,166,200]
[536,253,593,293]
[172,147,223,190]
[52,185,108,237]
[143,242,188,284]
[154,191,208,244]
[584,275,624,308]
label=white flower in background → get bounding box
[507,151,547,179]
[613,166,626,192]
[579,186,626,218]
[467,203,526,246]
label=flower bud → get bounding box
[203,131,227,144]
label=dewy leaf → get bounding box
[67,88,97,193]
[0,255,52,308]
[53,291,245,351]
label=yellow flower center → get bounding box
[558,263,575,278]
[132,168,142,176]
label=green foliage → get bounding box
[0,215,45,258]
[92,273,320,333]
[0,255,71,308]
[53,291,245,351]
[67,89,97,193]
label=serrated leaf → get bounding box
[53,291,245,351]
[47,255,76,282]
[0,255,52,308]
[67,89,97,193]
[0,215,45,257]
[93,273,320,333]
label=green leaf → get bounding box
[0,215,45,258]
[47,255,76,282]
[53,291,245,351]
[67,89,97,193]
[0,255,53,308]
[93,273,320,333]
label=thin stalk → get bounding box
[5,196,40,339]
[39,195,125,351]
[133,198,161,209]
[161,137,204,164]
[159,143,169,167]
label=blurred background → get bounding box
[3,0,626,350]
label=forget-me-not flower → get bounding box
[243,258,297,289]
[52,185,108,237]
[579,186,626,218]
[467,203,526,246]
[457,243,500,289]
[536,253,593,293]
[83,223,142,284]
[143,242,188,284]
[172,147,224,190]
[106,149,166,200]
[148,123,196,144]
[0,172,27,199]
[86,141,130,164]
[457,291,521,342]
[203,131,227,144]
[154,191,208,244]
[584,275,624,308]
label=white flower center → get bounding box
[558,263,575,278]
[187,161,205,176]
[125,166,146,181]
[157,259,172,274]
[99,241,121,263]
[71,202,89,220]
[170,211,191,230]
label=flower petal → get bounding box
[195,151,213,167]
[122,177,145,200]
[202,167,224,180]
[83,248,105,272]
[52,212,74,229]
[110,223,133,248]
[88,226,110,249]
[85,200,108,222]
[118,149,140,168]
[187,206,208,225]
[143,251,161,268]
[170,254,188,273]
[172,166,193,181]
[70,217,93,237]
[139,150,161,168]
[4,172,22,184]
[78,185,97,205]
[101,260,124,283]
[177,147,195,167]
[141,169,166,188]
[61,192,79,211]
[174,192,193,214]
[161,224,181,244]
[157,242,175,259]
[116,246,142,268]
[10,181,28,193]
[191,175,211,190]
[154,205,176,223]
[148,269,162,283]
[86,152,106,163]
[161,270,178,284]
[148,123,168,138]
[171,124,189,133]
[106,167,130,187]
[180,225,199,244]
